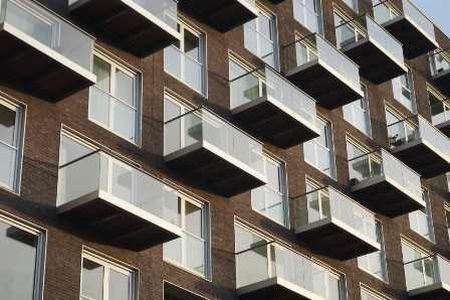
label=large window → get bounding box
[0,99,24,192]
[244,7,278,69]
[346,139,381,183]
[293,0,323,33]
[401,241,435,290]
[409,190,435,242]
[251,154,288,227]
[59,131,96,167]
[343,85,371,136]
[163,195,209,278]
[372,0,399,24]
[80,251,137,300]
[385,109,416,148]
[392,68,416,112]
[0,214,45,300]
[428,89,450,126]
[334,10,365,49]
[445,205,450,242]
[358,220,388,281]
[164,20,206,95]
[89,52,141,144]
[303,118,336,178]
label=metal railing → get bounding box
[1,0,94,74]
[229,65,318,128]
[404,255,450,291]
[57,150,181,227]
[164,107,265,176]
[292,186,378,245]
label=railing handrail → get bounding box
[282,32,318,50]
[235,240,275,256]
[91,86,137,110]
[347,148,382,162]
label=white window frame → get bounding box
[80,250,138,300]
[408,189,435,243]
[251,153,289,227]
[164,19,207,96]
[0,98,25,194]
[357,219,388,282]
[428,87,450,126]
[163,194,210,280]
[343,85,372,137]
[89,50,142,145]
[303,117,336,179]
[334,9,366,49]
[0,213,46,300]
[244,5,279,70]
[372,0,400,24]
[392,67,417,113]
[293,0,323,34]
[401,239,436,289]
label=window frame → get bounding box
[293,0,324,34]
[343,84,372,137]
[163,193,211,280]
[333,8,366,49]
[408,189,435,243]
[0,97,25,194]
[89,50,142,146]
[392,67,417,113]
[0,212,46,300]
[428,87,450,126]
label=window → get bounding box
[361,287,389,300]
[229,56,264,109]
[294,34,318,67]
[346,139,382,183]
[430,49,450,76]
[445,206,450,241]
[163,195,209,278]
[0,99,24,192]
[251,154,288,227]
[342,0,358,12]
[409,190,435,242]
[358,220,388,281]
[385,109,416,148]
[89,52,141,144]
[0,214,45,300]
[293,0,323,33]
[372,0,399,24]
[304,118,336,178]
[392,68,416,112]
[334,10,365,49]
[244,7,278,68]
[80,251,137,300]
[343,85,371,136]
[401,241,435,290]
[59,131,96,166]
[428,89,450,126]
[164,20,206,95]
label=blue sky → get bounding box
[413,0,450,36]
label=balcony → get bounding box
[430,50,450,97]
[430,95,450,137]
[0,0,96,101]
[373,0,438,59]
[349,149,425,217]
[236,242,343,300]
[179,0,258,32]
[405,255,450,299]
[57,151,183,250]
[164,107,267,197]
[336,15,407,84]
[69,0,179,56]
[293,186,380,260]
[230,65,320,148]
[388,115,450,178]
[283,34,363,109]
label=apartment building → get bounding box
[0,0,449,299]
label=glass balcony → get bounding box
[293,186,380,260]
[0,0,96,100]
[57,150,183,250]
[336,15,407,84]
[405,255,450,299]
[373,0,438,59]
[283,33,363,109]
[430,96,450,137]
[430,50,450,97]
[236,242,345,299]
[68,0,180,56]
[388,115,450,178]
[349,149,425,217]
[179,0,258,32]
[164,107,267,197]
[230,65,320,148]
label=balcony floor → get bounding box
[342,39,406,84]
[351,177,425,217]
[59,196,180,250]
[285,61,362,109]
[179,0,258,32]
[432,70,450,97]
[165,143,266,197]
[296,220,379,260]
[0,29,94,101]
[384,17,437,59]
[391,141,450,178]
[238,278,310,300]
[70,0,179,57]
[232,97,320,149]
[437,120,450,137]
